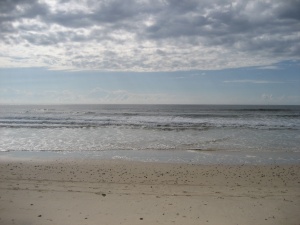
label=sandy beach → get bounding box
[0,158,299,225]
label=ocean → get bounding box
[1,104,300,164]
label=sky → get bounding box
[0,0,299,105]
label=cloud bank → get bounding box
[1,0,299,71]
[0,87,184,104]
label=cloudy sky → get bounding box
[0,0,299,104]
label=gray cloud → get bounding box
[0,0,49,22]
[0,0,299,71]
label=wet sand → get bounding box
[0,158,299,225]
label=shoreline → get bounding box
[0,157,300,225]
[1,149,300,165]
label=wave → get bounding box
[0,121,298,130]
[0,106,299,131]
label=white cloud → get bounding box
[85,88,181,104]
[257,65,280,70]
[261,93,273,101]
[0,0,299,71]
[223,80,284,84]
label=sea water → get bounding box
[0,104,300,164]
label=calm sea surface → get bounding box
[1,104,300,164]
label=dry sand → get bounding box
[0,158,299,225]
